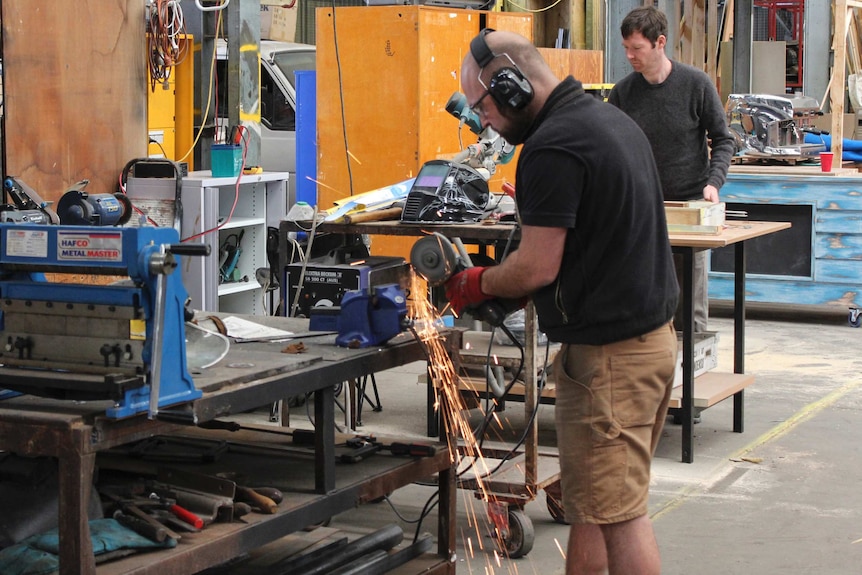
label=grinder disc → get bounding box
[410,233,459,286]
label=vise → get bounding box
[334,284,411,348]
[0,224,208,418]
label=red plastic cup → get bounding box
[820,151,834,172]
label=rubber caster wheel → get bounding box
[849,309,862,328]
[502,508,535,558]
[546,492,570,525]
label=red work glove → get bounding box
[445,267,491,316]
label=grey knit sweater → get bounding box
[608,61,734,201]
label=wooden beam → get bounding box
[831,1,848,164]
[692,0,706,71]
[707,0,718,82]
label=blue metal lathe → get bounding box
[0,224,208,418]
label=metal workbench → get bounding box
[281,220,563,556]
[287,219,791,465]
[0,316,459,575]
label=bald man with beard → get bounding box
[445,29,679,575]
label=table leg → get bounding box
[681,247,695,463]
[733,240,747,433]
[58,428,96,575]
[315,385,335,493]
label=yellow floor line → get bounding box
[651,377,862,522]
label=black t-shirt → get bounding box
[516,77,678,345]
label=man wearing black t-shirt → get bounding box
[445,30,678,574]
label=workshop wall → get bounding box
[2,1,148,204]
[315,6,532,257]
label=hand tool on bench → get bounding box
[156,467,236,524]
[99,490,183,541]
[113,509,168,543]
[340,436,437,464]
[197,420,317,446]
[234,485,278,514]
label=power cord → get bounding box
[147,0,189,91]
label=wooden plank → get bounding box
[707,0,718,82]
[3,1,147,205]
[668,372,754,410]
[729,164,861,176]
[692,0,705,71]
[537,48,604,83]
[669,221,791,248]
[832,0,849,161]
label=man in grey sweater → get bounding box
[609,5,734,334]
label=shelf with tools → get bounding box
[0,315,458,574]
[91,426,453,575]
[180,171,289,315]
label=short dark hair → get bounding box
[620,6,668,46]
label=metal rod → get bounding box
[299,524,404,575]
[149,245,168,419]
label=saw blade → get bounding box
[410,233,459,286]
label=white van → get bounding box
[217,40,316,198]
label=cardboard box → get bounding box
[260,4,274,39]
[269,5,299,42]
[811,112,862,141]
[673,331,719,388]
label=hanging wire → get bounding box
[147,0,190,92]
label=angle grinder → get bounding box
[410,232,521,327]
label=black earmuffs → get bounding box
[469,28,534,110]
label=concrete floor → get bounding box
[276,307,862,574]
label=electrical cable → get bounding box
[381,494,425,524]
[178,11,223,164]
[147,0,190,92]
[195,0,231,12]
[329,0,356,198]
[181,132,249,242]
[412,491,440,544]
[289,205,321,317]
[470,338,551,482]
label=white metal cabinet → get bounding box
[180,171,289,315]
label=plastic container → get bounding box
[211,144,243,177]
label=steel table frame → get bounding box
[296,220,791,465]
[669,220,791,462]
[0,321,459,575]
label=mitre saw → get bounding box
[444,91,515,176]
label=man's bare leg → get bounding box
[565,515,660,575]
[566,523,608,575]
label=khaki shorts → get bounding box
[554,322,677,524]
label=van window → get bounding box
[261,67,295,131]
[272,51,316,90]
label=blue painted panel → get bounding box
[710,275,861,307]
[815,258,862,282]
[815,209,862,234]
[709,174,862,307]
[724,175,862,210]
[295,70,317,207]
[814,232,862,260]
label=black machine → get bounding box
[284,254,410,318]
[400,160,490,224]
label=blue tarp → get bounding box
[804,133,862,162]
